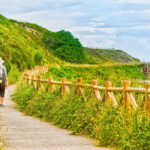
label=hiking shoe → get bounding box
[0,104,4,107]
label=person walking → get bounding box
[0,57,7,107]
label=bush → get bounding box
[43,30,85,63]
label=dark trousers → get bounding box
[0,83,5,97]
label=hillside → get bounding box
[0,14,65,73]
[0,14,140,74]
[84,47,140,64]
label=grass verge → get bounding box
[12,81,150,150]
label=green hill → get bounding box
[84,47,140,64]
[0,14,140,73]
[0,14,66,73]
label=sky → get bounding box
[0,0,150,61]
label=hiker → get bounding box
[0,58,7,107]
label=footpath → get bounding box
[0,86,109,150]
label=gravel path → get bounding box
[0,85,110,150]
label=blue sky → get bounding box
[0,0,150,61]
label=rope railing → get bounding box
[23,70,150,117]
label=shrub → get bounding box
[43,30,85,63]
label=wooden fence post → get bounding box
[92,80,101,100]
[48,76,55,92]
[76,78,82,97]
[61,78,69,99]
[31,75,35,85]
[29,74,32,85]
[123,81,131,113]
[76,78,86,101]
[38,75,42,90]
[32,75,37,89]
[129,93,138,111]
[145,81,150,117]
[105,81,112,105]
[26,73,30,85]
[92,80,97,95]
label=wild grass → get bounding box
[12,64,149,150]
[43,63,146,87]
[12,82,150,150]
[8,64,21,85]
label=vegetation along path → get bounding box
[0,85,109,150]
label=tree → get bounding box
[43,30,85,63]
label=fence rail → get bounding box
[23,69,150,117]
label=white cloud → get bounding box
[116,0,150,4]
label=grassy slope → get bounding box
[84,47,140,64]
[0,15,65,72]
[0,14,140,71]
[0,15,66,84]
[42,63,146,87]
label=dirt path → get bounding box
[0,86,109,150]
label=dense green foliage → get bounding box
[84,48,140,64]
[43,30,85,63]
[13,81,150,150]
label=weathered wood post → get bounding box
[37,75,42,90]
[29,74,32,85]
[24,73,27,84]
[129,93,138,111]
[48,76,55,92]
[76,78,86,101]
[105,81,112,105]
[76,78,82,97]
[61,78,67,99]
[123,81,131,113]
[145,81,150,117]
[92,80,101,100]
[31,75,35,86]
[92,80,97,95]
[32,75,37,89]
[26,73,30,85]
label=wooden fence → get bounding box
[24,66,49,75]
[23,69,150,117]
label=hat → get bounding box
[0,58,4,64]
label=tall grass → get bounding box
[12,82,150,150]
[43,64,146,87]
[8,64,21,85]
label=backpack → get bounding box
[0,66,5,84]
